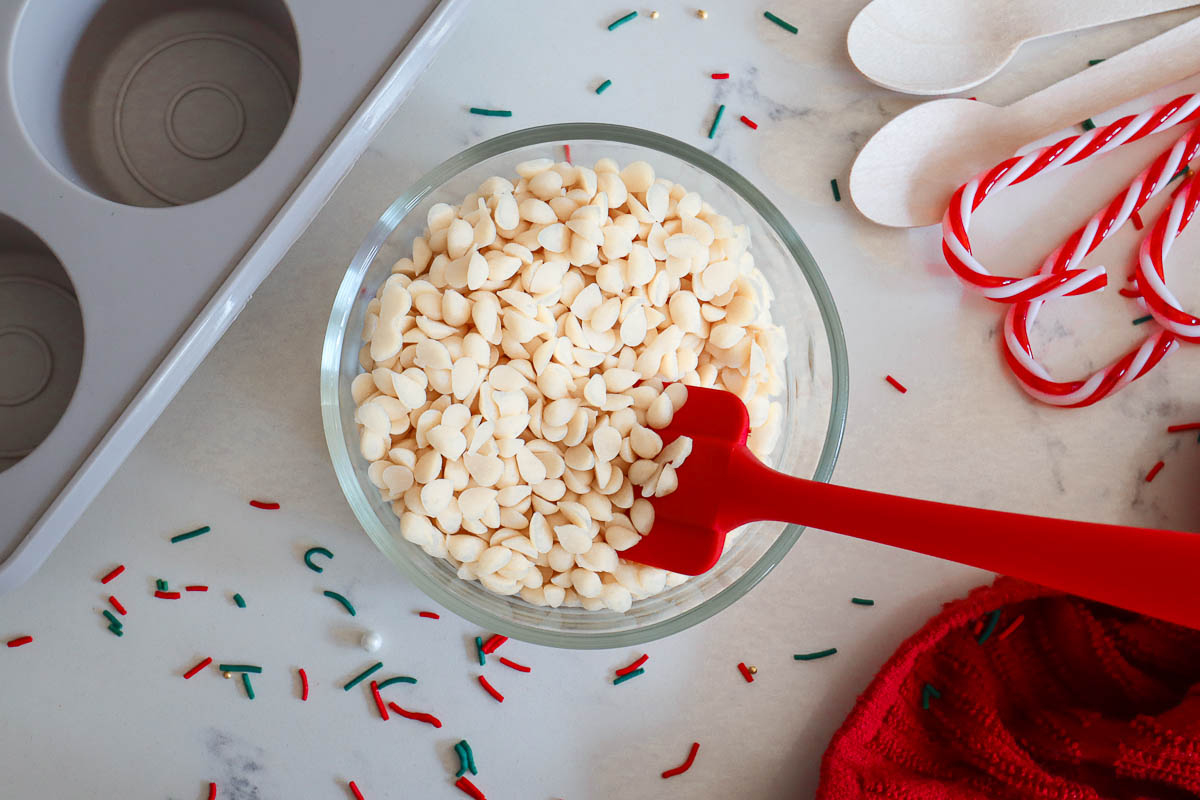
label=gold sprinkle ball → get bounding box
[749,665,758,674]
[697,9,708,18]
[649,10,660,18]
[223,672,233,679]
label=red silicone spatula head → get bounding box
[622,386,756,575]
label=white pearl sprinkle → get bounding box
[361,631,383,653]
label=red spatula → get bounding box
[622,386,1200,629]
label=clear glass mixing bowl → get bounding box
[321,123,848,649]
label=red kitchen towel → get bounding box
[817,577,1200,800]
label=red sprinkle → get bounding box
[1145,460,1165,482]
[249,500,280,510]
[108,596,127,615]
[477,675,504,703]
[100,565,125,584]
[739,115,758,130]
[996,614,1026,641]
[185,585,209,592]
[387,702,443,728]
[563,144,572,164]
[737,662,754,682]
[711,72,730,79]
[481,634,508,654]
[183,657,213,679]
[1131,209,1144,230]
[454,776,487,800]
[348,781,365,800]
[661,742,700,779]
[6,636,33,648]
[1167,422,1200,433]
[972,618,984,636]
[616,654,649,676]
[154,590,182,599]
[299,668,310,701]
[498,657,531,673]
[370,681,389,721]
[207,782,217,800]
[418,611,440,619]
[885,375,908,394]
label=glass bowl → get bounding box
[321,123,848,649]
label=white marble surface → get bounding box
[5,2,1200,798]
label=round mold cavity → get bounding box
[13,0,300,208]
[0,216,84,473]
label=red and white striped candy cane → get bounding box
[1134,174,1200,341]
[942,93,1200,303]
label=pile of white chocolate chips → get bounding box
[352,157,786,612]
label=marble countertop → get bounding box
[4,2,1200,798]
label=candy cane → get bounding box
[942,93,1200,303]
[1134,174,1200,341]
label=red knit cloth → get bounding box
[818,578,1200,800]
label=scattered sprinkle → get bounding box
[1167,422,1200,433]
[303,546,334,573]
[100,565,125,584]
[661,742,700,779]
[885,374,907,393]
[1145,460,1166,482]
[241,672,255,700]
[108,596,127,615]
[154,590,181,599]
[233,593,246,608]
[454,776,487,800]
[972,618,984,636]
[208,782,217,800]
[607,10,637,31]
[102,610,123,629]
[737,662,754,682]
[156,579,168,591]
[1081,118,1095,131]
[475,636,487,666]
[183,657,212,679]
[1132,315,1153,325]
[418,611,440,619]
[481,635,508,654]
[595,79,612,95]
[740,115,758,130]
[248,500,280,510]
[299,668,309,700]
[649,10,659,19]
[921,682,941,709]
[749,665,758,674]
[169,525,211,544]
[697,9,708,19]
[1088,58,1106,66]
[851,597,875,606]
[1132,209,1144,230]
[458,740,478,776]
[348,780,365,800]
[997,614,1026,641]
[185,585,208,592]
[563,144,572,164]
[477,675,504,702]
[454,743,471,778]
[370,681,389,721]
[468,108,512,118]
[388,701,443,728]
[323,590,356,616]
[1171,165,1191,183]
[498,657,531,673]
[217,664,262,674]
[616,654,649,676]
[343,661,384,692]
[830,178,841,202]
[376,676,418,690]
[708,104,725,139]
[223,672,232,679]
[794,648,837,661]
[763,11,798,34]
[711,73,729,80]
[976,609,1002,644]
[108,624,124,637]
[612,667,645,685]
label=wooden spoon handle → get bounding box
[724,447,1200,629]
[1005,0,1199,39]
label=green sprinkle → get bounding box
[375,676,417,690]
[1132,315,1153,325]
[595,79,612,95]
[607,10,637,31]
[155,579,167,591]
[852,597,873,606]
[241,672,255,700]
[1081,118,1096,131]
[303,546,334,573]
[107,623,124,637]
[454,743,469,778]
[169,525,211,544]
[323,590,356,616]
[102,610,123,628]
[612,667,645,685]
[343,661,384,692]
[831,178,841,202]
[475,636,486,666]
[977,609,1002,644]
[469,107,512,117]
[763,11,798,34]
[708,104,725,139]
[1088,58,1106,66]
[462,739,477,775]
[233,593,246,608]
[217,664,262,674]
[794,648,838,661]
[921,682,941,709]
[1171,166,1191,183]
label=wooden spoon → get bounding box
[622,387,1200,629]
[848,0,1198,96]
[849,16,1200,228]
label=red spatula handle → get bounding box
[723,447,1200,628]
